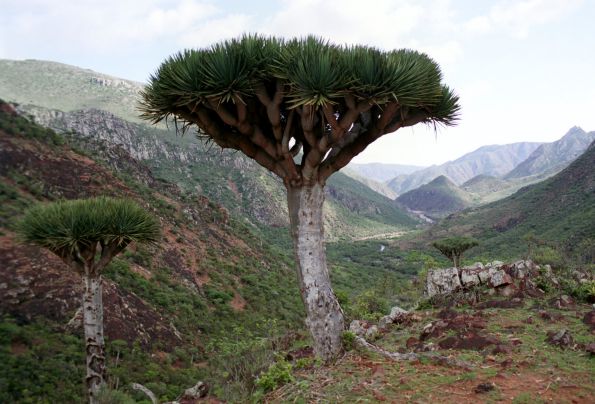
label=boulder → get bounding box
[510,261,528,279]
[349,320,376,338]
[474,382,496,394]
[518,278,545,297]
[426,267,461,297]
[546,329,573,348]
[460,268,481,287]
[365,325,379,340]
[489,269,513,288]
[550,295,575,309]
[182,381,209,399]
[378,306,408,329]
[477,267,492,284]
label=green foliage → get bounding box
[532,245,565,269]
[341,331,357,351]
[96,387,136,404]
[140,34,459,125]
[255,360,293,393]
[350,290,390,321]
[431,236,479,266]
[205,287,233,305]
[0,100,65,146]
[573,281,595,303]
[206,323,282,401]
[17,196,160,256]
[0,318,85,403]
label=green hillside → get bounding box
[431,142,595,259]
[0,99,427,402]
[396,175,472,218]
[0,59,144,123]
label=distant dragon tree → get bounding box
[18,197,160,403]
[140,35,460,360]
[432,236,479,268]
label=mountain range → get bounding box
[385,141,543,195]
[382,127,594,217]
[428,139,595,259]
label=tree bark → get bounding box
[82,273,106,404]
[286,183,345,361]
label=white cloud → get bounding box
[465,16,492,34]
[0,0,220,54]
[263,0,425,49]
[180,14,253,48]
[465,0,584,38]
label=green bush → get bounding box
[96,387,136,404]
[532,245,565,269]
[341,331,357,351]
[573,281,595,303]
[206,324,279,401]
[255,360,293,393]
[350,290,390,321]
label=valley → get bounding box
[1,58,593,403]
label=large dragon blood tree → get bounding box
[140,35,460,361]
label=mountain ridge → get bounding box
[505,126,595,179]
[395,175,472,218]
[386,141,543,195]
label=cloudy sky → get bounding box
[1,0,594,166]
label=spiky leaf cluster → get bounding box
[140,34,459,124]
[17,197,160,255]
[432,237,479,259]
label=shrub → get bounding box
[351,290,390,321]
[96,387,136,404]
[341,331,357,351]
[573,281,595,304]
[255,360,293,393]
[532,245,565,269]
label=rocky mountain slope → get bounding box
[429,140,595,259]
[16,103,418,241]
[386,142,542,195]
[505,126,595,179]
[461,174,510,195]
[0,100,423,402]
[341,167,398,199]
[396,175,472,218]
[0,101,305,400]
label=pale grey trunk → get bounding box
[83,272,106,404]
[287,183,345,361]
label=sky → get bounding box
[1,0,594,166]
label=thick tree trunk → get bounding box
[287,183,345,361]
[82,273,106,404]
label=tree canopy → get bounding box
[432,236,479,267]
[140,35,460,187]
[18,197,160,271]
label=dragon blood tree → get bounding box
[432,236,479,268]
[140,35,460,361]
[17,197,160,403]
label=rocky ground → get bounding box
[265,260,595,403]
